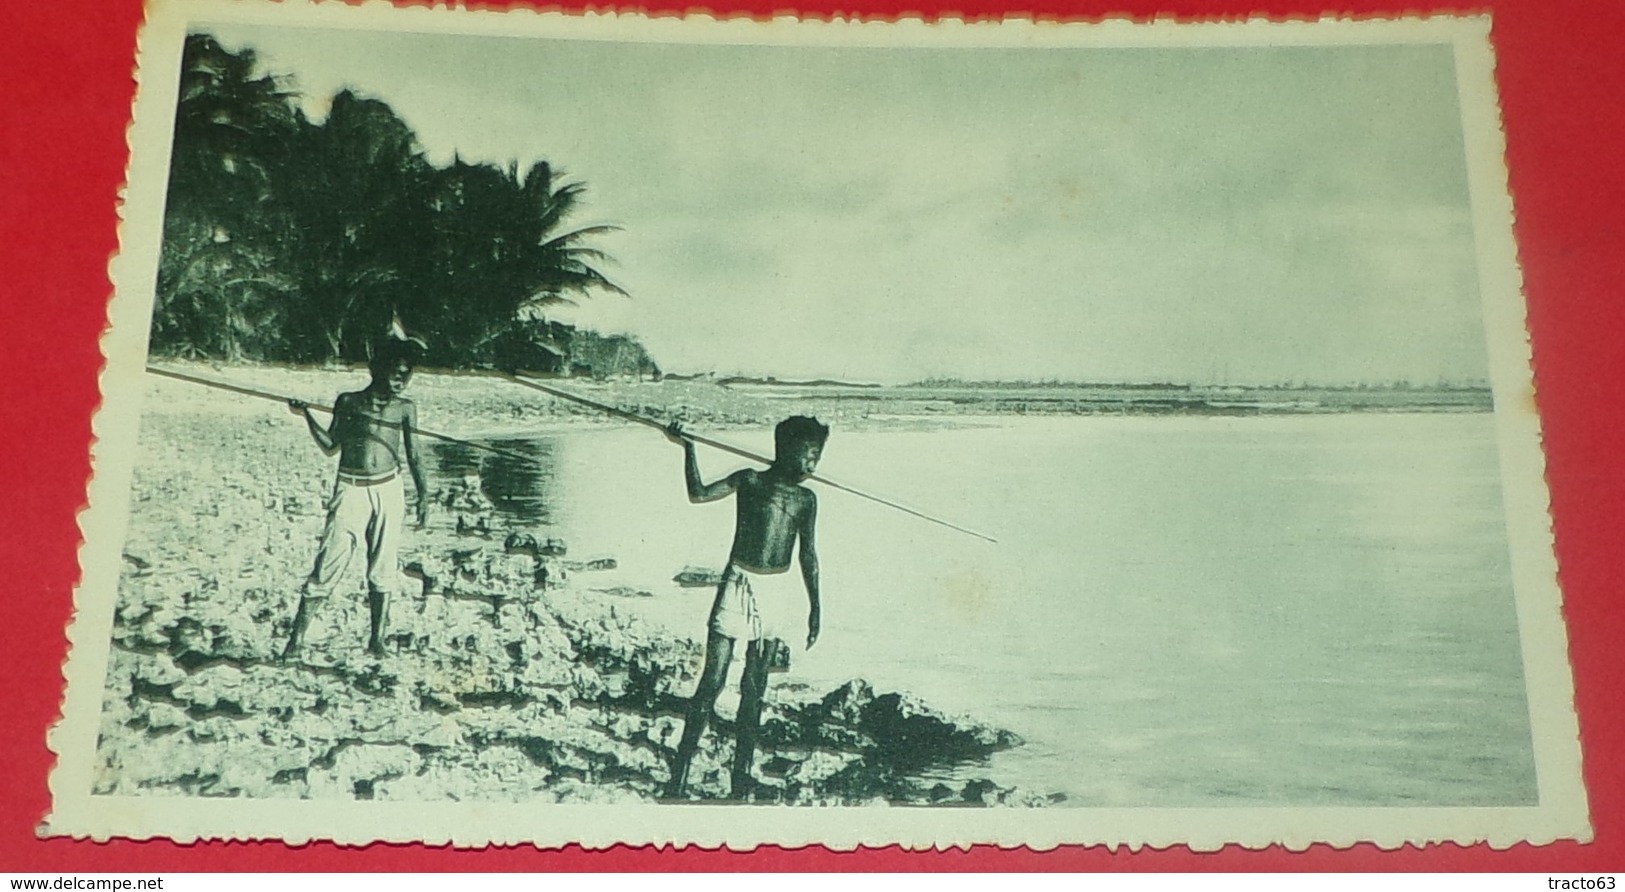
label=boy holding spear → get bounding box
[281,338,429,659]
[662,415,829,800]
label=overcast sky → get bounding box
[204,22,1488,385]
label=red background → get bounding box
[3,0,1622,872]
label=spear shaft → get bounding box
[143,364,998,544]
[501,372,999,544]
[144,365,540,466]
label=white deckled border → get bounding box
[45,0,1591,851]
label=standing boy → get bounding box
[281,340,429,659]
[663,415,829,800]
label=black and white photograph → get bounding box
[46,0,1587,850]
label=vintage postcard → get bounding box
[47,0,1590,850]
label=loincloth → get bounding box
[707,563,803,665]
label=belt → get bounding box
[337,470,398,487]
[726,561,790,578]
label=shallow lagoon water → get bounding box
[434,412,1537,807]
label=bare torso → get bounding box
[332,390,414,477]
[728,469,815,572]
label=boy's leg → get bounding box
[284,481,362,659]
[280,591,319,660]
[731,639,772,799]
[366,588,390,656]
[665,631,736,799]
[363,479,405,656]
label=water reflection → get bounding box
[429,437,559,525]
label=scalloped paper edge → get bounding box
[43,0,1592,852]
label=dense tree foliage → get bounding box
[151,34,655,377]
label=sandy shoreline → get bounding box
[98,362,1044,806]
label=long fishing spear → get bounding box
[501,371,999,544]
[145,364,998,543]
[145,365,541,466]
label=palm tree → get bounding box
[408,158,625,367]
[279,90,436,362]
[515,160,627,312]
[152,33,636,372]
[152,34,302,360]
[167,34,300,212]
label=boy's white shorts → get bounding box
[708,563,803,647]
[303,472,405,597]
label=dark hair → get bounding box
[774,415,830,456]
[368,338,421,380]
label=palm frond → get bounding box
[538,224,623,251]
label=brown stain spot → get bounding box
[940,566,994,615]
[1519,384,1540,417]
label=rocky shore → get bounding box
[95,368,1050,806]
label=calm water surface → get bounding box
[433,413,1537,807]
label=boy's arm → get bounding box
[402,401,429,526]
[666,422,742,502]
[798,492,821,649]
[290,394,342,456]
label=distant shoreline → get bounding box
[140,361,1495,438]
[710,376,1493,416]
